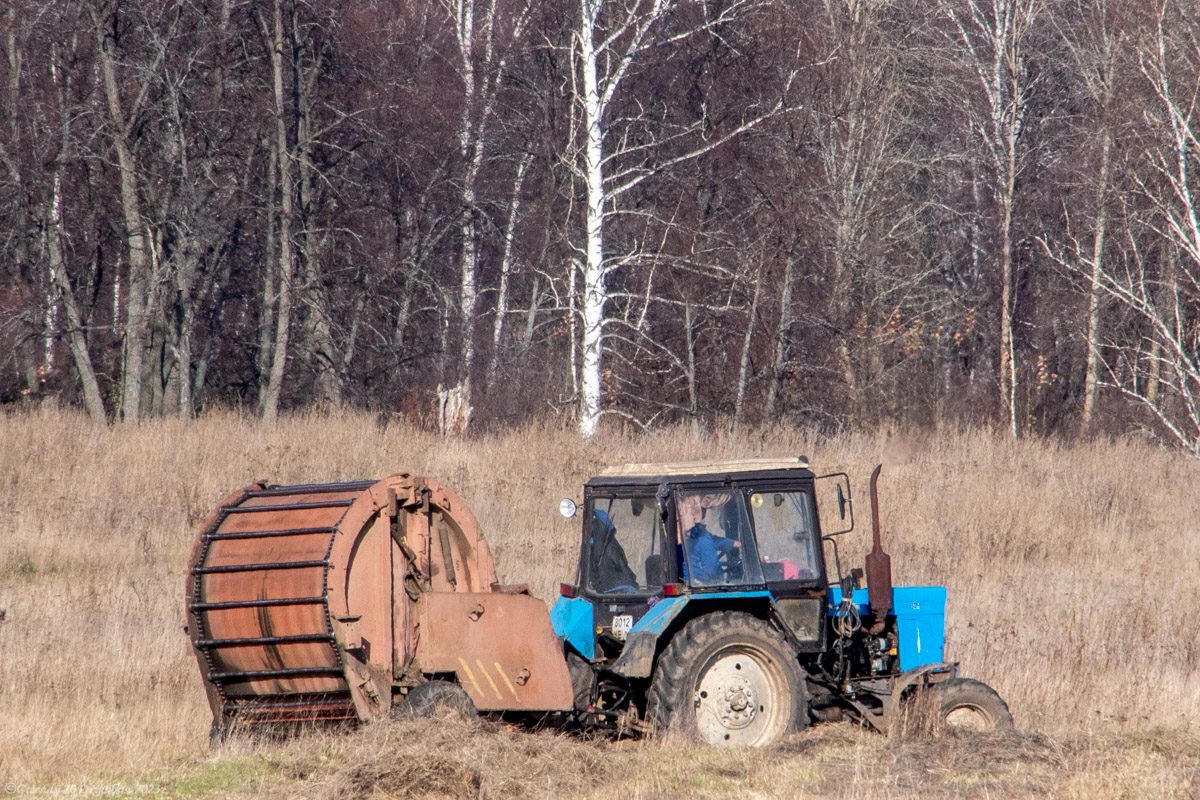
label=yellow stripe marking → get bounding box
[476,659,504,701]
[457,658,483,698]
[495,661,521,700]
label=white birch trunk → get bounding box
[570,0,770,436]
[765,256,794,417]
[732,267,762,431]
[1080,133,1111,431]
[93,8,153,423]
[578,0,606,437]
[487,153,531,389]
[261,0,296,424]
[455,0,481,407]
[48,176,106,422]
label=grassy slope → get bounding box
[0,408,1197,797]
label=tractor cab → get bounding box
[556,458,840,662]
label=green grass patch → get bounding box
[166,754,289,797]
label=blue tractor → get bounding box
[550,457,1012,746]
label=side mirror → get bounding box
[559,498,578,518]
[815,471,854,537]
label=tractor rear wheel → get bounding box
[566,651,594,713]
[395,680,478,721]
[647,611,807,747]
[932,678,1013,731]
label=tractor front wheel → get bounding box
[932,678,1013,731]
[647,612,807,747]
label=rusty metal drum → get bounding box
[186,474,499,732]
[187,473,573,737]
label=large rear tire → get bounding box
[932,678,1013,731]
[566,650,594,713]
[647,612,807,747]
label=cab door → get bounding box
[580,491,669,647]
[743,484,827,651]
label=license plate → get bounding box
[611,614,634,640]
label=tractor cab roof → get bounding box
[586,457,814,489]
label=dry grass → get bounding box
[0,407,1198,797]
[141,718,1200,799]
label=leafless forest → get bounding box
[3,0,1200,446]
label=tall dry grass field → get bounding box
[1,408,1198,793]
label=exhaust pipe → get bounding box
[865,464,893,625]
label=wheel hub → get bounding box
[693,652,782,745]
[718,678,756,727]
[944,704,991,731]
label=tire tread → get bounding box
[934,677,1013,730]
[646,611,807,744]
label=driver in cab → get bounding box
[677,493,740,585]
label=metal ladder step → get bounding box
[203,526,337,541]
[195,633,335,648]
[221,499,356,514]
[191,560,327,575]
[190,596,326,611]
[209,667,343,681]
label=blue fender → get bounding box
[550,595,595,660]
[610,592,775,678]
[609,597,689,677]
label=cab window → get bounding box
[747,490,821,582]
[676,490,764,587]
[584,495,664,594]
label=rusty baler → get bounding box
[186,475,573,738]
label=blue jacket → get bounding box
[685,523,736,584]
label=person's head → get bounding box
[592,508,615,539]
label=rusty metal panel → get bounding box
[415,592,573,712]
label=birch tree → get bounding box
[1039,2,1200,453]
[46,39,106,422]
[940,0,1043,437]
[1097,2,1200,453]
[259,0,297,423]
[1050,0,1130,432]
[90,0,175,423]
[442,0,531,420]
[571,0,787,437]
[485,151,532,390]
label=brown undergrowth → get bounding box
[0,407,1197,797]
[164,716,1200,799]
